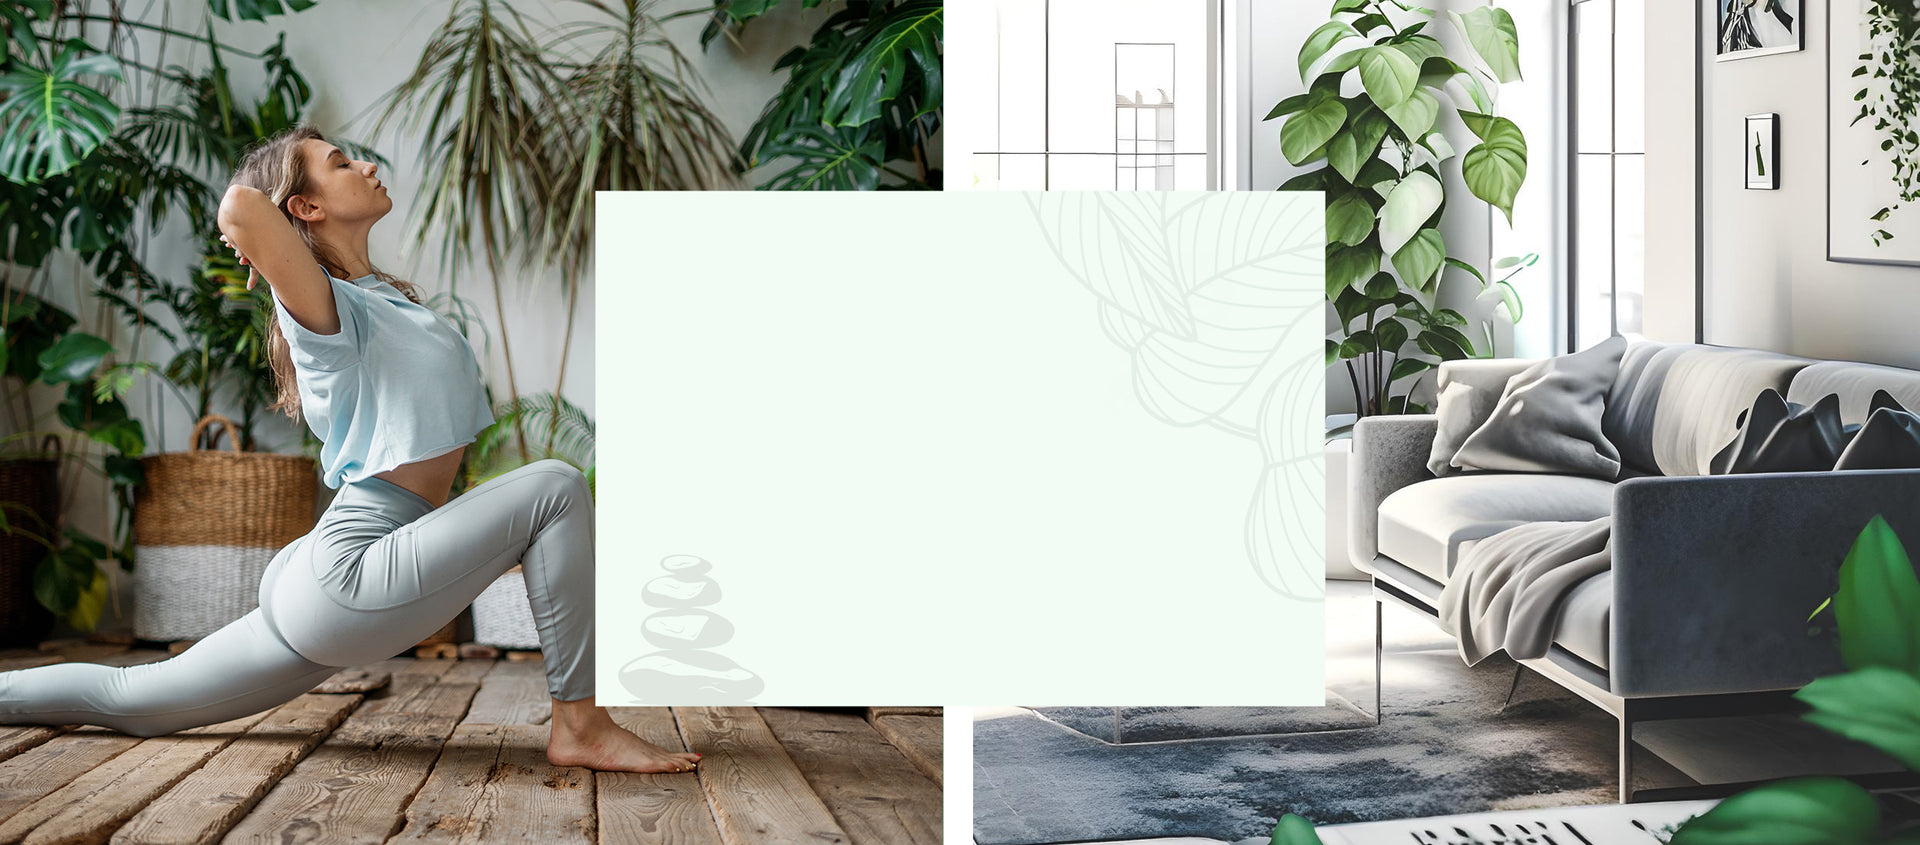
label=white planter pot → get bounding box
[1325,415,1365,582]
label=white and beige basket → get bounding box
[471,566,541,650]
[133,415,318,641]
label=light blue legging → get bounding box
[0,459,593,738]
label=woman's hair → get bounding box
[230,126,422,421]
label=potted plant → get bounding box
[1267,0,1530,430]
[0,0,322,638]
[701,0,944,190]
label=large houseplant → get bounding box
[369,0,734,468]
[703,0,943,190]
[0,1,320,632]
[1270,0,1528,423]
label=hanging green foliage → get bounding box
[1854,0,1920,247]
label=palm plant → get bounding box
[95,36,369,452]
[369,0,736,464]
[465,393,595,494]
[703,0,943,190]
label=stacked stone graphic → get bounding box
[619,554,764,702]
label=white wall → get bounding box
[11,0,826,637]
[1640,0,1698,344]
[1693,0,1920,367]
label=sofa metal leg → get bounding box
[1619,700,1637,804]
[1373,597,1384,725]
[1501,665,1525,711]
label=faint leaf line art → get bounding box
[1026,192,1327,601]
[619,554,765,702]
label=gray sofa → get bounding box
[1348,340,1920,802]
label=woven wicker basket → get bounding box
[471,566,540,649]
[133,415,318,641]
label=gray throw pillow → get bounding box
[1427,381,1501,476]
[1709,390,1852,474]
[1834,390,1920,471]
[1451,335,1628,478]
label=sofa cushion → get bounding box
[1710,390,1851,474]
[1376,474,1617,583]
[1603,343,1812,476]
[1453,336,1628,478]
[1427,359,1536,477]
[1786,360,1920,424]
[1834,391,1920,470]
[1552,571,1612,670]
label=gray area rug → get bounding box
[1034,696,1374,744]
[973,594,1623,844]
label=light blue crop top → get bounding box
[271,270,494,488]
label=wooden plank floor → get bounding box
[0,643,942,845]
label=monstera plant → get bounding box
[703,0,943,190]
[0,0,321,631]
[1269,0,1528,424]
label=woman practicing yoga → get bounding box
[0,126,698,774]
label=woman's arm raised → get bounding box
[216,185,340,335]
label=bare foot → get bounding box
[546,696,702,774]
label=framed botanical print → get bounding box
[1746,113,1779,190]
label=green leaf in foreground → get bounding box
[1833,514,1920,674]
[1668,777,1879,845]
[1797,666,1920,771]
[1270,813,1324,845]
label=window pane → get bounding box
[995,0,1047,152]
[1575,154,1615,350]
[1049,0,1208,158]
[1615,0,1644,154]
[971,153,1047,191]
[1574,0,1614,154]
[1614,155,1645,336]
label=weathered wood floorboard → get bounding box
[675,707,852,845]
[2,709,273,845]
[390,724,594,844]
[108,694,361,845]
[760,708,942,845]
[217,678,479,845]
[596,709,722,845]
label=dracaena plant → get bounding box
[1855,0,1920,247]
[1268,0,1528,423]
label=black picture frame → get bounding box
[1745,113,1779,190]
[1717,0,1806,61]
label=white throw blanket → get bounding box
[1438,517,1613,666]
